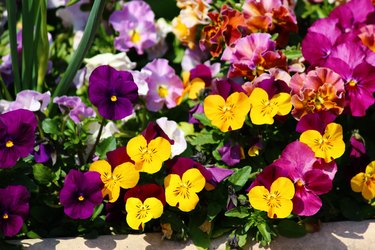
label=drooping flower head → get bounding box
[290,67,345,120]
[249,87,292,125]
[88,65,138,120]
[0,109,37,168]
[126,134,171,174]
[248,177,295,219]
[143,59,184,111]
[164,168,206,212]
[124,184,165,230]
[218,141,245,167]
[109,0,157,54]
[204,92,250,132]
[273,141,332,216]
[89,160,139,203]
[0,185,30,237]
[351,161,375,200]
[54,95,96,123]
[59,169,103,219]
[300,122,345,163]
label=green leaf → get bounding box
[189,226,210,250]
[277,220,307,238]
[42,118,59,134]
[33,164,53,185]
[96,137,116,158]
[225,206,250,219]
[193,113,213,127]
[91,203,104,221]
[257,222,272,245]
[237,232,248,248]
[190,131,217,146]
[36,0,49,92]
[227,166,252,192]
[26,230,41,239]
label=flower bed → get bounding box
[1,0,375,249]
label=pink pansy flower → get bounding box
[109,0,157,55]
[143,59,184,112]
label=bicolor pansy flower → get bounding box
[351,161,375,200]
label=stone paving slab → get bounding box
[8,220,375,250]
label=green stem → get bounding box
[86,117,105,163]
[49,0,107,113]
[5,0,22,94]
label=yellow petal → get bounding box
[182,168,206,193]
[249,88,276,125]
[204,95,227,130]
[177,192,200,212]
[188,78,206,99]
[164,174,182,207]
[141,158,163,174]
[114,162,140,189]
[272,92,292,116]
[300,130,323,156]
[250,105,275,125]
[144,197,164,219]
[324,123,343,141]
[351,173,365,193]
[362,180,375,200]
[125,198,149,230]
[270,177,295,199]
[107,181,120,203]
[127,135,148,162]
[268,198,293,219]
[89,160,112,183]
[366,161,375,175]
[226,92,251,130]
[248,185,270,212]
[249,88,269,107]
[148,137,171,163]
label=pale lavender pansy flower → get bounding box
[145,18,172,59]
[0,90,51,114]
[109,0,157,54]
[143,58,183,111]
[128,69,151,96]
[53,96,96,123]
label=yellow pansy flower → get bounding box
[248,177,295,219]
[300,122,345,163]
[351,161,375,200]
[249,87,292,125]
[164,168,206,212]
[125,197,163,230]
[126,135,171,174]
[89,160,139,203]
[204,92,251,132]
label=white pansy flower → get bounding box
[156,117,187,158]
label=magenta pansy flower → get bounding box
[0,185,30,237]
[60,169,103,220]
[0,109,37,168]
[88,65,138,120]
[143,59,183,112]
[273,141,332,216]
[109,0,157,54]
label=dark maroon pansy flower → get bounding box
[106,146,132,168]
[60,169,103,220]
[0,109,37,168]
[124,184,166,206]
[296,111,337,134]
[88,65,138,120]
[189,64,212,87]
[0,185,30,237]
[211,78,245,99]
[141,121,174,144]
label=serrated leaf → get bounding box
[277,220,307,238]
[257,222,272,244]
[225,206,250,219]
[193,113,213,127]
[190,132,217,146]
[227,166,252,191]
[42,118,59,134]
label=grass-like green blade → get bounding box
[36,0,49,92]
[21,0,35,90]
[49,0,107,113]
[5,0,21,95]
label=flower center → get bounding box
[265,191,281,208]
[110,95,117,102]
[158,85,169,98]
[2,213,9,220]
[348,80,357,87]
[78,195,85,202]
[296,179,304,187]
[5,140,14,148]
[220,104,235,121]
[130,30,141,44]
[140,147,156,163]
[174,181,192,199]
[136,204,150,219]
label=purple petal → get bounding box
[1,214,24,237]
[292,186,322,216]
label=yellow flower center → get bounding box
[140,147,156,163]
[219,104,235,121]
[78,195,85,202]
[135,203,150,220]
[260,100,276,116]
[130,30,141,44]
[174,181,192,199]
[348,80,357,87]
[296,179,304,187]
[265,191,282,209]
[2,213,9,220]
[158,85,169,98]
[5,140,14,148]
[110,95,117,102]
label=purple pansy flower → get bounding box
[109,0,157,54]
[218,141,244,167]
[53,96,96,123]
[60,169,103,220]
[88,65,138,120]
[273,141,332,216]
[0,185,30,237]
[143,59,183,112]
[0,109,37,168]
